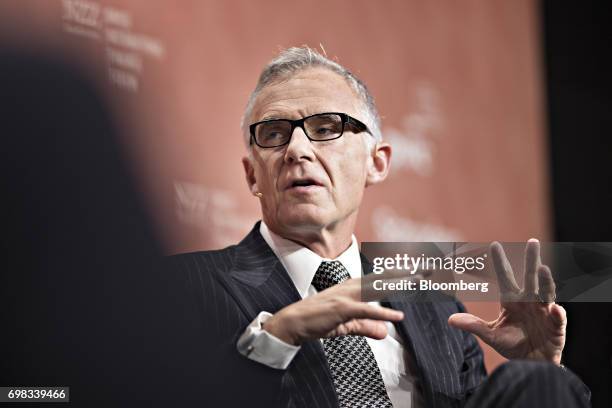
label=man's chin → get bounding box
[276,206,330,230]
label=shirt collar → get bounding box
[259,221,362,298]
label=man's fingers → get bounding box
[342,301,404,322]
[538,265,556,303]
[523,238,541,294]
[332,319,389,340]
[331,277,371,302]
[490,242,520,295]
[549,304,567,328]
[448,313,493,344]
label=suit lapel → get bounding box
[223,222,338,408]
[229,224,302,318]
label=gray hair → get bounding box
[241,46,382,148]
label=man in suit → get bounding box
[168,46,590,407]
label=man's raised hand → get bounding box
[448,239,566,365]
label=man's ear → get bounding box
[242,156,259,195]
[365,141,392,187]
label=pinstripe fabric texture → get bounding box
[168,222,489,407]
[465,360,591,407]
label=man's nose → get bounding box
[284,126,315,164]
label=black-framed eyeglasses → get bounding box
[249,112,371,148]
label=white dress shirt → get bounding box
[236,222,421,408]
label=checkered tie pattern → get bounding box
[313,261,394,408]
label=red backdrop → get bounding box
[0,0,549,371]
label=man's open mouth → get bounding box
[287,178,323,190]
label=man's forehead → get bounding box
[250,68,364,121]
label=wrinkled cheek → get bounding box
[344,189,362,211]
[338,176,366,211]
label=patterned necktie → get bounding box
[312,261,394,408]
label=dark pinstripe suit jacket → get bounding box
[167,222,487,408]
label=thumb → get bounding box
[448,313,493,342]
